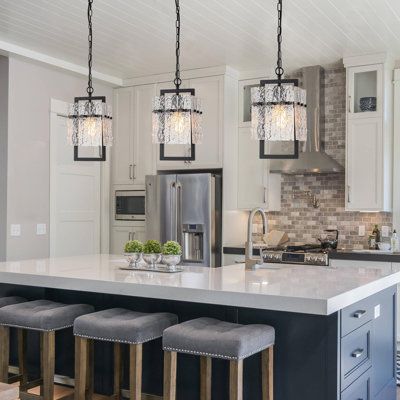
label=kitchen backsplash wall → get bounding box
[253,64,393,249]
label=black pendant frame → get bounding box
[256,78,301,160]
[158,88,196,162]
[71,96,108,162]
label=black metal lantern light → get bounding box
[67,0,112,161]
[152,0,203,161]
[251,0,307,159]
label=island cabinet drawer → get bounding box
[341,296,374,337]
[341,368,371,400]
[341,321,372,390]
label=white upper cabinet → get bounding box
[156,75,223,170]
[112,88,134,185]
[238,78,266,128]
[237,128,281,211]
[112,85,156,187]
[344,54,393,212]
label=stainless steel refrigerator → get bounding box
[145,173,222,267]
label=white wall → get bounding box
[6,57,114,261]
[0,56,8,261]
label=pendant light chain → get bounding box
[174,0,182,91]
[275,0,284,86]
[87,0,94,99]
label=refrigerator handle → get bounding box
[170,182,177,241]
[176,182,183,245]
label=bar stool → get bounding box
[163,317,275,400]
[0,299,94,400]
[73,308,178,400]
[0,296,27,384]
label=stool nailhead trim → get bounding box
[74,332,162,345]
[162,343,274,361]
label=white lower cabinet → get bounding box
[111,224,146,255]
[237,128,281,211]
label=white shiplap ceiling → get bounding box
[0,0,399,82]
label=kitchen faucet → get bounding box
[245,208,268,270]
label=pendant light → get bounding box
[152,0,203,161]
[67,0,112,161]
[251,0,307,159]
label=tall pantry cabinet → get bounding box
[344,54,393,212]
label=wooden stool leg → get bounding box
[200,356,212,400]
[86,339,94,400]
[0,326,9,382]
[229,360,243,400]
[42,331,55,400]
[113,343,123,400]
[262,346,274,400]
[129,344,142,400]
[163,351,177,400]
[17,329,27,385]
[74,336,88,400]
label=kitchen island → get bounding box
[0,254,398,400]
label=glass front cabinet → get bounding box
[344,54,393,212]
[347,64,383,118]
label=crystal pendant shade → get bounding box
[251,83,307,142]
[152,92,203,145]
[67,98,113,147]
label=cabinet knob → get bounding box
[353,310,366,319]
[351,348,364,358]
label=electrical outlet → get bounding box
[10,224,21,237]
[358,225,365,236]
[381,226,389,238]
[374,304,381,319]
[36,223,47,235]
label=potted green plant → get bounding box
[162,241,182,271]
[142,240,162,269]
[124,240,144,268]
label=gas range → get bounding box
[262,244,330,266]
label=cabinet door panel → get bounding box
[132,84,156,185]
[237,128,266,209]
[346,118,382,211]
[112,89,134,185]
[110,226,132,254]
[188,76,222,168]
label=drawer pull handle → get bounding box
[353,310,366,319]
[351,348,364,358]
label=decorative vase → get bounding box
[359,97,376,112]
[125,253,142,269]
[162,254,182,271]
[142,253,162,269]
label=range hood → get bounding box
[270,65,344,174]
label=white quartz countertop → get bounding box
[0,254,399,315]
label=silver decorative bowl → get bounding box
[142,253,162,269]
[125,253,142,269]
[162,254,181,271]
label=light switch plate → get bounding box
[381,226,389,238]
[10,224,21,237]
[36,223,47,235]
[358,225,365,236]
[374,304,381,319]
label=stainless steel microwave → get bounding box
[115,190,145,221]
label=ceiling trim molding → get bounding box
[0,39,123,87]
[122,65,239,87]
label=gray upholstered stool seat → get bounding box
[163,317,275,360]
[0,299,94,332]
[0,297,26,308]
[73,308,178,400]
[74,308,178,344]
